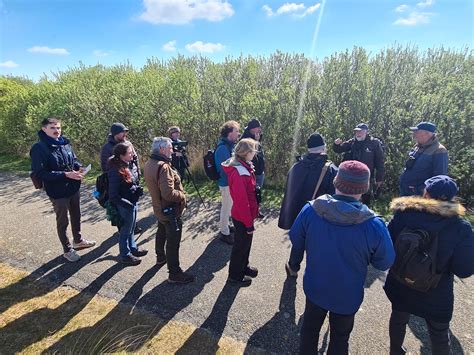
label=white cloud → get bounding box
[28,46,70,55]
[394,0,435,26]
[163,40,177,51]
[276,3,305,15]
[394,11,433,26]
[262,4,273,17]
[304,3,321,15]
[185,41,224,53]
[0,60,19,68]
[395,4,410,13]
[417,0,433,8]
[263,2,320,18]
[139,0,234,25]
[93,49,112,57]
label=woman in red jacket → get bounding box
[222,138,260,286]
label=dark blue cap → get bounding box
[424,175,458,201]
[354,123,369,131]
[410,121,436,133]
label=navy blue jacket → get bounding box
[214,137,234,187]
[240,128,265,176]
[100,135,140,177]
[107,162,141,210]
[290,194,395,315]
[399,135,448,196]
[384,196,474,323]
[30,131,82,199]
[278,154,338,230]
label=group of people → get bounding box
[30,116,472,354]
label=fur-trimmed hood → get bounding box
[390,196,465,218]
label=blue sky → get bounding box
[1,0,472,80]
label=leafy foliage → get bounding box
[1,46,472,203]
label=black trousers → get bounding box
[389,308,452,355]
[228,218,253,281]
[300,298,355,355]
[49,191,82,253]
[155,218,183,275]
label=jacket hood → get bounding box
[300,153,328,168]
[38,130,70,146]
[222,157,253,175]
[312,194,376,225]
[390,196,466,217]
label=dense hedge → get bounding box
[1,46,472,203]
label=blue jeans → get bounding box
[288,246,304,272]
[117,204,138,258]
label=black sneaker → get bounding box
[131,248,148,257]
[120,254,141,266]
[156,256,167,266]
[134,225,143,234]
[245,266,258,278]
[227,275,252,286]
[219,233,234,245]
[257,212,265,219]
[168,272,195,284]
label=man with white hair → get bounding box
[144,137,194,284]
[399,122,448,196]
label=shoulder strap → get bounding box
[312,161,331,200]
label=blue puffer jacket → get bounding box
[290,194,395,315]
[108,162,141,209]
[214,138,234,187]
[384,196,474,323]
[30,130,82,199]
[399,135,448,196]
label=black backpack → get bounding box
[203,142,231,181]
[389,228,442,292]
[95,172,109,208]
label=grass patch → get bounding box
[0,262,251,354]
[0,154,30,175]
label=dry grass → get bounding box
[0,263,253,354]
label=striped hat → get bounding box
[333,160,370,195]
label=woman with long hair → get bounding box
[221,138,260,286]
[108,141,147,265]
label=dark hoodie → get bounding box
[278,154,338,230]
[290,194,395,315]
[240,128,265,175]
[30,130,82,199]
[384,196,474,322]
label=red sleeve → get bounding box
[229,172,254,229]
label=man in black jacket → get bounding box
[279,133,338,277]
[30,118,95,262]
[333,123,385,205]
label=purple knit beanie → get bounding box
[333,160,371,195]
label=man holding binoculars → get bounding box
[144,137,195,284]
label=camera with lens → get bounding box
[172,140,188,153]
[162,205,180,232]
[255,185,262,205]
